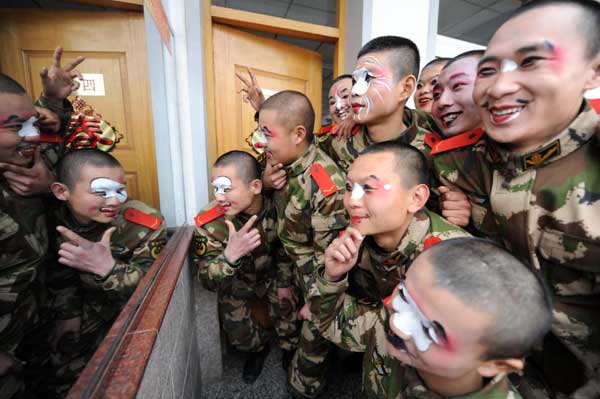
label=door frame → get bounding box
[202,0,346,166]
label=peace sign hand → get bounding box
[40,47,85,101]
[56,225,116,277]
[236,67,265,111]
[223,215,261,264]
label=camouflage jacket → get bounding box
[309,272,522,399]
[46,200,166,322]
[0,179,48,353]
[317,108,440,173]
[192,196,290,297]
[431,129,498,238]
[438,102,600,376]
[273,143,348,297]
[349,209,470,302]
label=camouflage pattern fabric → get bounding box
[317,108,441,174]
[192,197,298,352]
[349,209,470,302]
[273,143,347,397]
[24,199,166,398]
[438,102,600,394]
[0,178,47,398]
[34,96,73,168]
[309,271,523,399]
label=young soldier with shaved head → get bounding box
[438,1,600,395]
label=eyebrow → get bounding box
[448,72,467,81]
[478,41,556,68]
[368,174,380,181]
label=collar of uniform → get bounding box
[57,201,105,238]
[403,367,511,398]
[234,194,268,226]
[286,143,317,177]
[487,101,597,177]
[362,107,420,146]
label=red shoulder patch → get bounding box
[382,294,393,309]
[310,163,338,197]
[590,98,600,114]
[424,236,442,250]
[430,128,485,155]
[123,208,162,230]
[349,125,360,137]
[424,132,443,149]
[194,205,225,227]
[317,125,334,136]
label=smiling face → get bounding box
[258,108,300,166]
[432,57,482,137]
[61,165,127,225]
[328,78,352,125]
[415,63,445,113]
[351,52,399,124]
[211,164,258,216]
[0,92,38,166]
[473,5,600,153]
[344,152,416,239]
[384,255,491,379]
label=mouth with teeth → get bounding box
[440,111,462,128]
[489,105,525,125]
[336,107,351,120]
[418,97,432,107]
[100,207,118,218]
[219,201,232,211]
[16,144,36,159]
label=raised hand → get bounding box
[236,67,265,111]
[0,147,54,196]
[223,215,261,263]
[57,225,116,277]
[334,116,356,141]
[263,162,287,190]
[41,46,85,101]
[324,227,364,281]
[35,106,61,133]
[438,186,471,227]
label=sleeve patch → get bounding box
[194,234,208,256]
[150,239,166,259]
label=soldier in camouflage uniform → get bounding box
[21,149,166,397]
[437,1,600,395]
[317,36,441,175]
[258,91,348,397]
[192,150,298,383]
[310,237,552,399]
[338,142,470,304]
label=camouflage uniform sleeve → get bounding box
[191,225,240,291]
[84,219,167,301]
[34,96,73,134]
[45,259,83,319]
[309,268,379,352]
[275,243,294,288]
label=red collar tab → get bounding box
[430,128,485,155]
[123,208,162,230]
[589,99,600,114]
[424,236,442,250]
[194,205,226,227]
[424,132,443,149]
[310,163,338,197]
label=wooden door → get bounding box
[0,9,160,209]
[211,23,322,164]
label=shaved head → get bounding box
[259,90,315,143]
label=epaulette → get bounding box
[590,99,600,114]
[317,124,334,136]
[316,124,361,137]
[423,236,442,250]
[309,163,338,197]
[194,205,225,227]
[424,132,443,149]
[123,208,162,230]
[430,128,485,155]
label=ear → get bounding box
[250,178,263,195]
[477,358,524,378]
[293,125,307,145]
[407,184,430,213]
[397,74,417,103]
[583,55,600,91]
[51,182,70,202]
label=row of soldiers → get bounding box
[1,49,167,397]
[193,1,600,398]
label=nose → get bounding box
[485,70,520,100]
[437,89,452,108]
[105,196,120,207]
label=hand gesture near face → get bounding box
[334,115,356,141]
[236,67,265,112]
[324,227,364,281]
[35,106,61,133]
[0,147,54,196]
[263,162,287,190]
[41,47,85,101]
[438,186,471,227]
[56,225,116,277]
[223,215,261,263]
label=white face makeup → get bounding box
[351,68,371,96]
[391,283,440,352]
[252,127,268,153]
[500,59,518,73]
[90,177,128,203]
[18,116,39,138]
[212,176,232,195]
[351,182,365,200]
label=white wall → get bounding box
[435,34,485,58]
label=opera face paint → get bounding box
[17,116,40,139]
[212,176,232,195]
[90,177,128,203]
[251,127,269,152]
[351,56,393,121]
[389,282,441,352]
[500,59,517,73]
